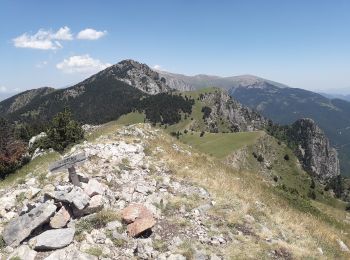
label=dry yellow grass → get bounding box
[146,128,350,259]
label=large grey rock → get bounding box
[29,228,75,250]
[44,244,97,260]
[3,201,57,246]
[46,187,90,210]
[6,245,37,260]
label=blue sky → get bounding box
[1,0,350,98]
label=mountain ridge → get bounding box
[0,59,343,184]
[156,69,350,177]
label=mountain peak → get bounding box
[83,59,171,95]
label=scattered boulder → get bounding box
[127,217,156,237]
[50,206,71,229]
[3,201,57,246]
[121,204,153,224]
[29,228,75,250]
[6,245,37,260]
[84,179,106,197]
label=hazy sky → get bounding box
[1,0,350,97]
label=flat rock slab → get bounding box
[7,245,37,260]
[50,206,71,229]
[46,187,90,210]
[30,228,75,250]
[3,201,57,246]
[121,204,153,224]
[44,244,97,260]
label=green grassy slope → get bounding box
[180,131,263,158]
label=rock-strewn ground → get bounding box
[0,123,349,259]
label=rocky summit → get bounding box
[0,123,349,259]
[85,59,171,95]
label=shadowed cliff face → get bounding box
[290,118,340,184]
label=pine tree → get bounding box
[46,108,84,152]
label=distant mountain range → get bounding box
[159,72,350,177]
[1,59,349,177]
[159,72,289,91]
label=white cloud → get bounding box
[77,28,107,40]
[153,65,164,71]
[53,26,73,40]
[56,54,111,73]
[13,26,73,50]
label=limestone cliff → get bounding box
[200,90,268,132]
[289,118,340,183]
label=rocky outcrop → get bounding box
[3,201,57,246]
[85,59,171,95]
[200,90,268,132]
[290,118,340,183]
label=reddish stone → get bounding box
[127,217,156,237]
[121,204,153,224]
